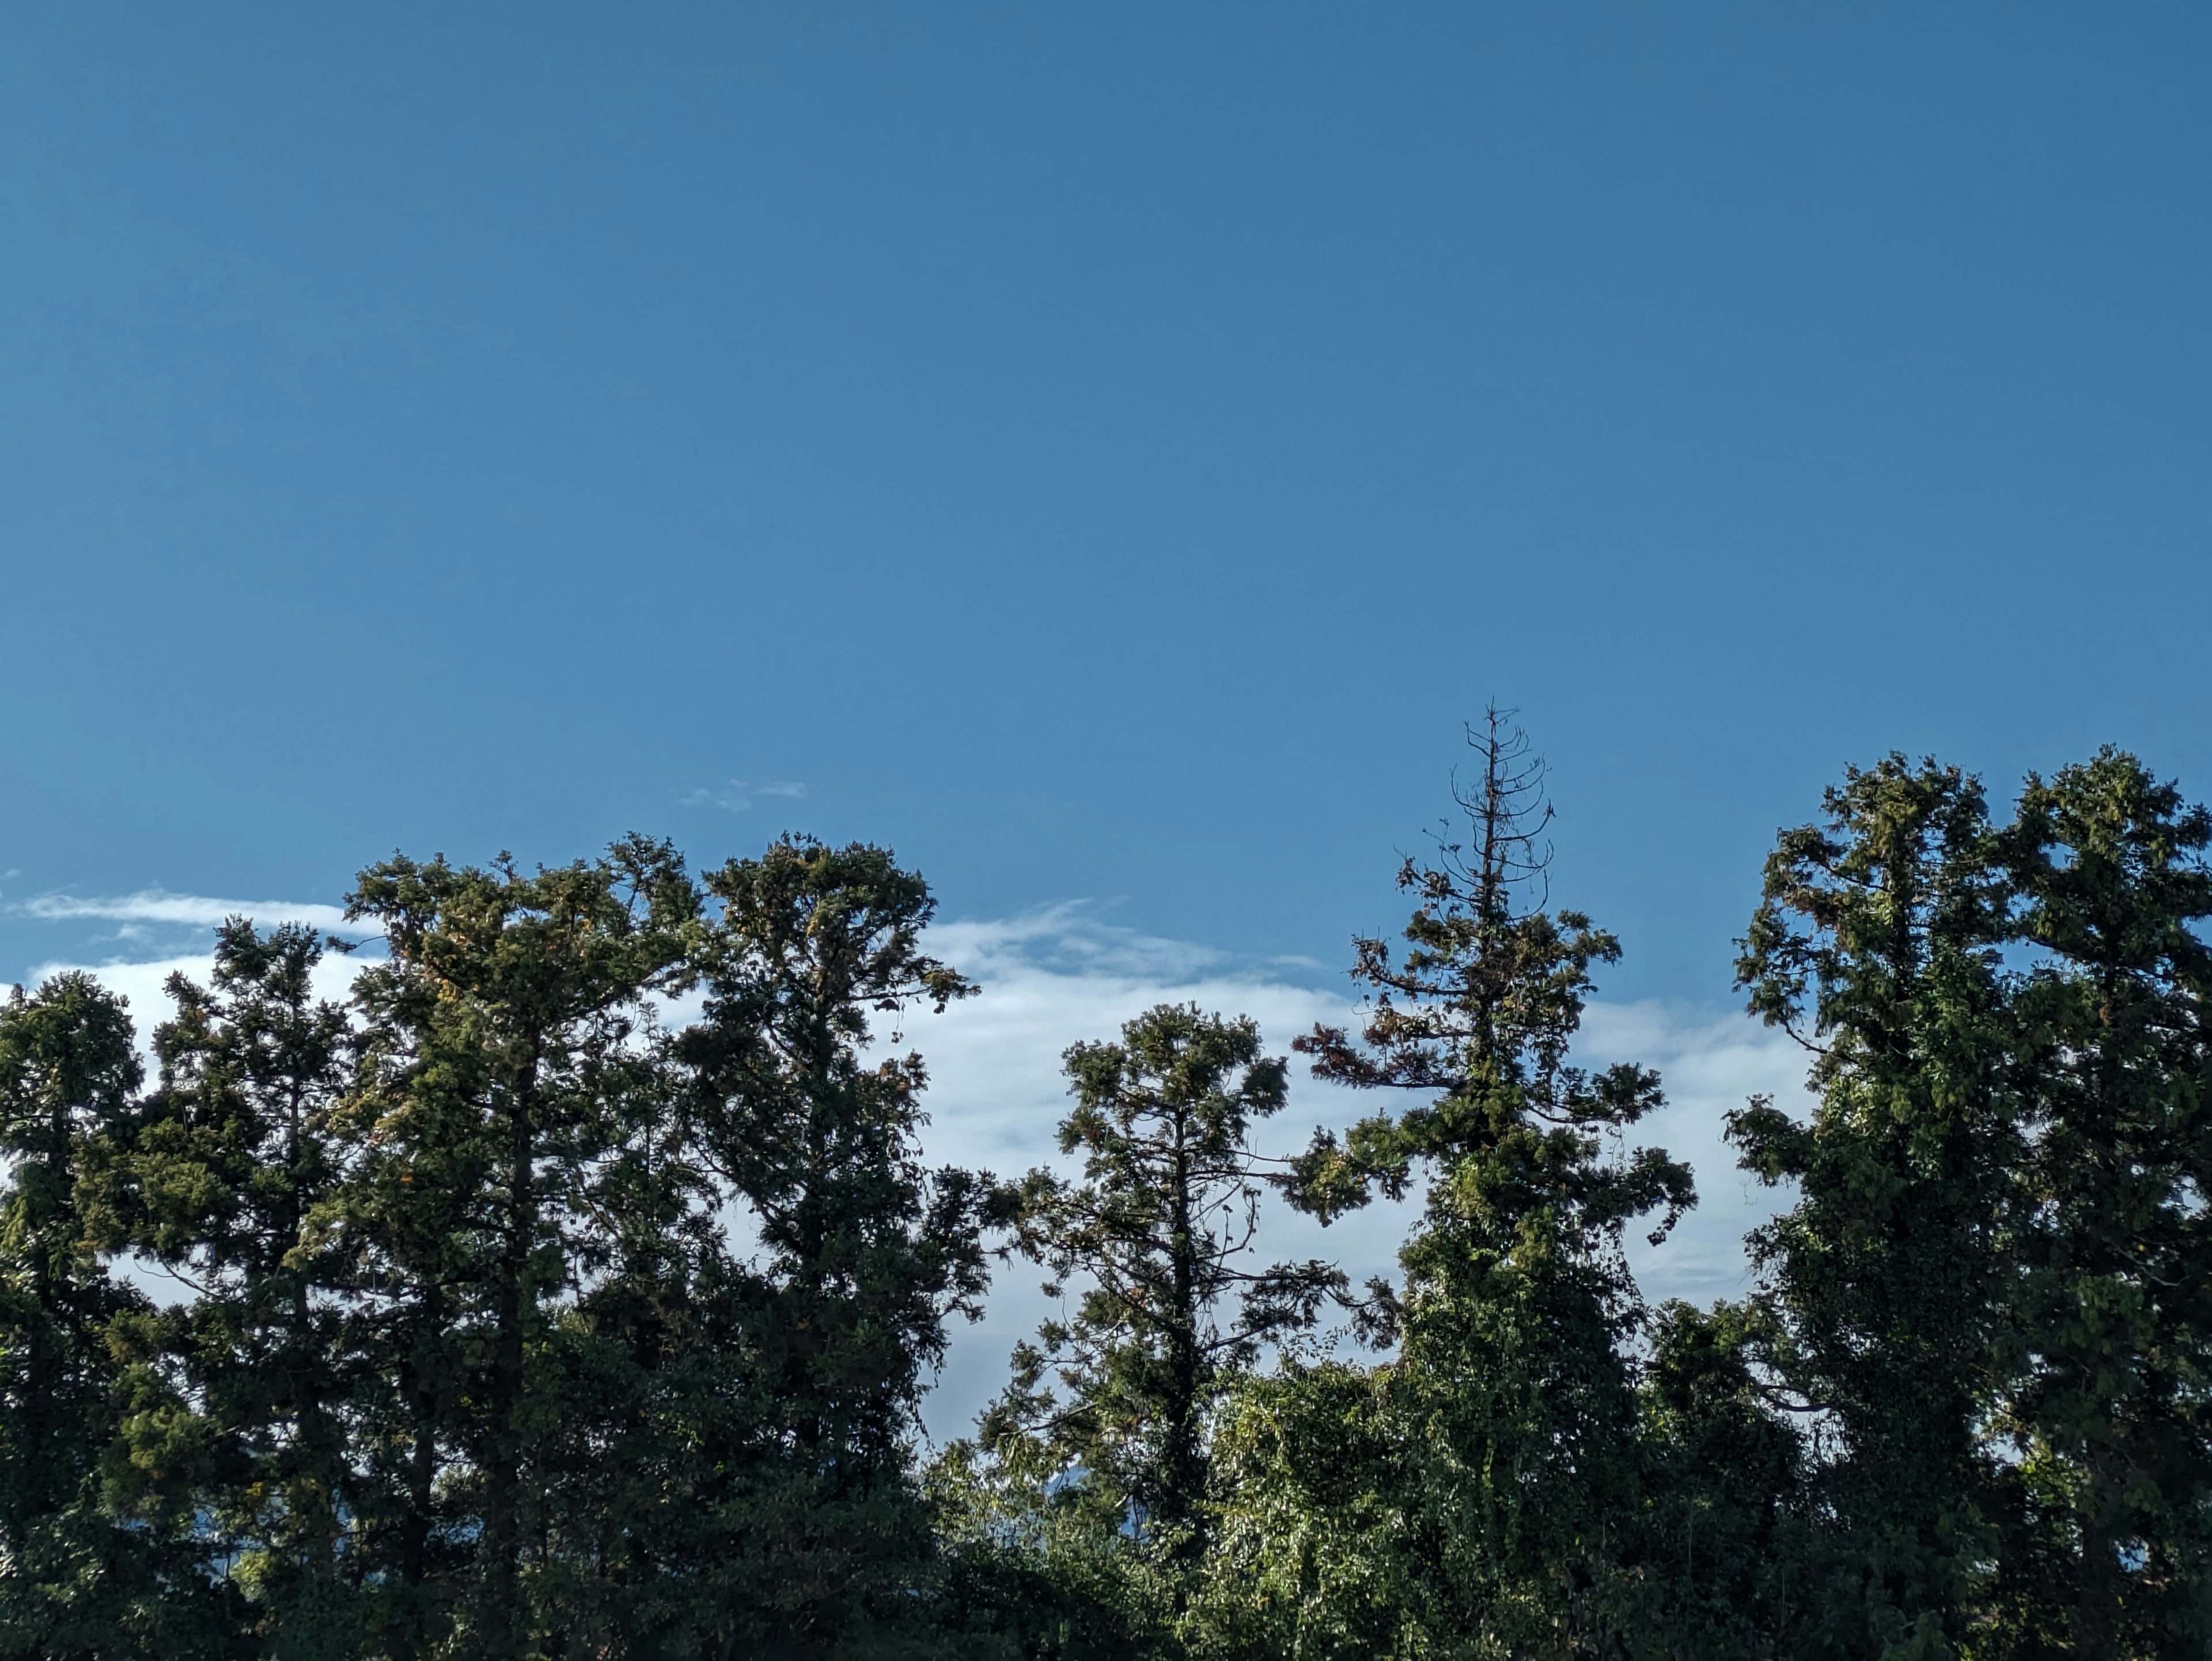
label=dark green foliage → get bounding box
[0,974,245,1660]
[99,921,362,1655]
[1732,756,2020,1658]
[669,836,1009,1658]
[6,739,2212,1661]
[1632,1299,1815,1659]
[1993,751,2212,1658]
[1270,712,1694,1657]
[927,1441,1172,1661]
[337,836,700,1658]
[983,1004,1346,1556]
[1733,747,2212,1660]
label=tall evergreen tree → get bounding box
[1995,750,2212,1658]
[0,974,243,1660]
[984,1004,1349,1559]
[1732,755,2020,1659]
[337,838,697,1659]
[102,921,362,1656]
[1275,712,1693,1657]
[674,835,1004,1657]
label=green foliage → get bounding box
[335,837,700,1658]
[669,835,1010,1658]
[96,921,362,1655]
[1992,751,2212,1658]
[0,974,246,1660]
[6,737,2212,1661]
[1732,755,2020,1658]
[984,1003,1347,1554]
[1274,715,1691,1657]
[1631,1299,1815,1658]
[1732,747,2212,1660]
[1185,1363,1418,1660]
[926,1440,1172,1661]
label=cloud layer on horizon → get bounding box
[25,895,1811,1440]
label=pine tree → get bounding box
[0,974,244,1660]
[104,921,362,1655]
[338,837,697,1659]
[983,1004,1350,1561]
[674,835,1003,1656]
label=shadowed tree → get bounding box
[1994,750,2212,1659]
[983,1003,1353,1563]
[674,835,1007,1658]
[0,974,244,1661]
[1270,709,1692,1658]
[1731,755,2020,1659]
[338,837,698,1660]
[97,921,362,1656]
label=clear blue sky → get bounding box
[6,3,2209,1002]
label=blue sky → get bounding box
[9,1,2206,1432]
[6,3,2209,998]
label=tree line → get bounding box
[3,720,2209,1659]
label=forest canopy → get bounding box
[4,724,2209,1661]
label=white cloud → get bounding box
[680,780,809,813]
[21,902,1813,1442]
[17,889,351,932]
[19,953,365,1034]
[896,907,1812,1437]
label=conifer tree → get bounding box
[105,921,362,1656]
[0,974,243,1660]
[675,835,1004,1656]
[1732,755,2020,1658]
[984,1004,1349,1558]
[1996,750,2212,1658]
[338,838,697,1660]
[1276,710,1692,1656]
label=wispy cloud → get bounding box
[680,780,809,814]
[16,889,351,931]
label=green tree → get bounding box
[338,838,697,1659]
[1188,1361,1418,1661]
[0,974,243,1660]
[100,921,363,1656]
[674,835,1004,1657]
[1631,1299,1815,1659]
[1993,750,2212,1658]
[1277,712,1694,1657]
[984,1004,1351,1562]
[1731,755,2020,1659]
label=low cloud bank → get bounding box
[24,896,1812,1440]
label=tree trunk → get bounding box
[484,1073,537,1658]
